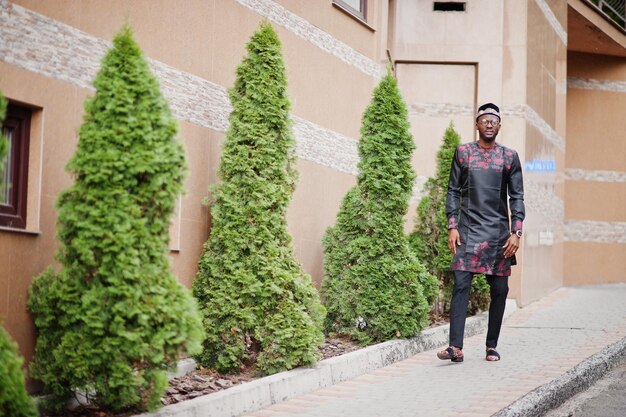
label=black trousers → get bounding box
[449,270,509,349]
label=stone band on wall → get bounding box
[565,168,626,183]
[534,0,567,45]
[0,3,344,169]
[0,1,232,132]
[524,180,565,229]
[408,103,474,117]
[502,104,566,152]
[409,176,429,204]
[568,77,626,94]
[291,116,359,176]
[235,0,385,79]
[565,221,626,244]
[151,60,233,133]
[0,1,105,89]
[407,102,565,153]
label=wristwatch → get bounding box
[512,230,522,238]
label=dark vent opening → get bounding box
[433,2,466,12]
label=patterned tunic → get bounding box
[445,142,525,276]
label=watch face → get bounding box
[516,230,522,237]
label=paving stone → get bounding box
[247,285,626,417]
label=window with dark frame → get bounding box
[0,103,32,229]
[333,0,368,22]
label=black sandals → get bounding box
[485,348,501,361]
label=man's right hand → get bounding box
[448,229,461,255]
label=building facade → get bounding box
[1,0,624,380]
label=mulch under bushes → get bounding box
[39,336,363,417]
[160,335,362,407]
[42,313,470,417]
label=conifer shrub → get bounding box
[28,26,203,413]
[0,92,8,170]
[192,22,325,376]
[409,122,490,315]
[321,74,437,345]
[0,324,38,417]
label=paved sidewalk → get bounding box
[240,284,626,417]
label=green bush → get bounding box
[0,324,38,417]
[28,25,203,413]
[409,122,489,315]
[321,74,435,345]
[0,91,8,172]
[192,22,324,376]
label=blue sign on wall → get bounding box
[524,159,556,172]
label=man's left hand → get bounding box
[503,234,520,258]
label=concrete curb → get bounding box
[492,335,626,417]
[136,300,517,417]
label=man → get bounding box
[437,103,525,363]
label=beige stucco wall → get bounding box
[564,51,626,285]
[390,0,568,306]
[0,0,387,371]
[519,0,567,306]
[0,62,90,371]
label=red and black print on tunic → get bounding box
[445,142,525,276]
